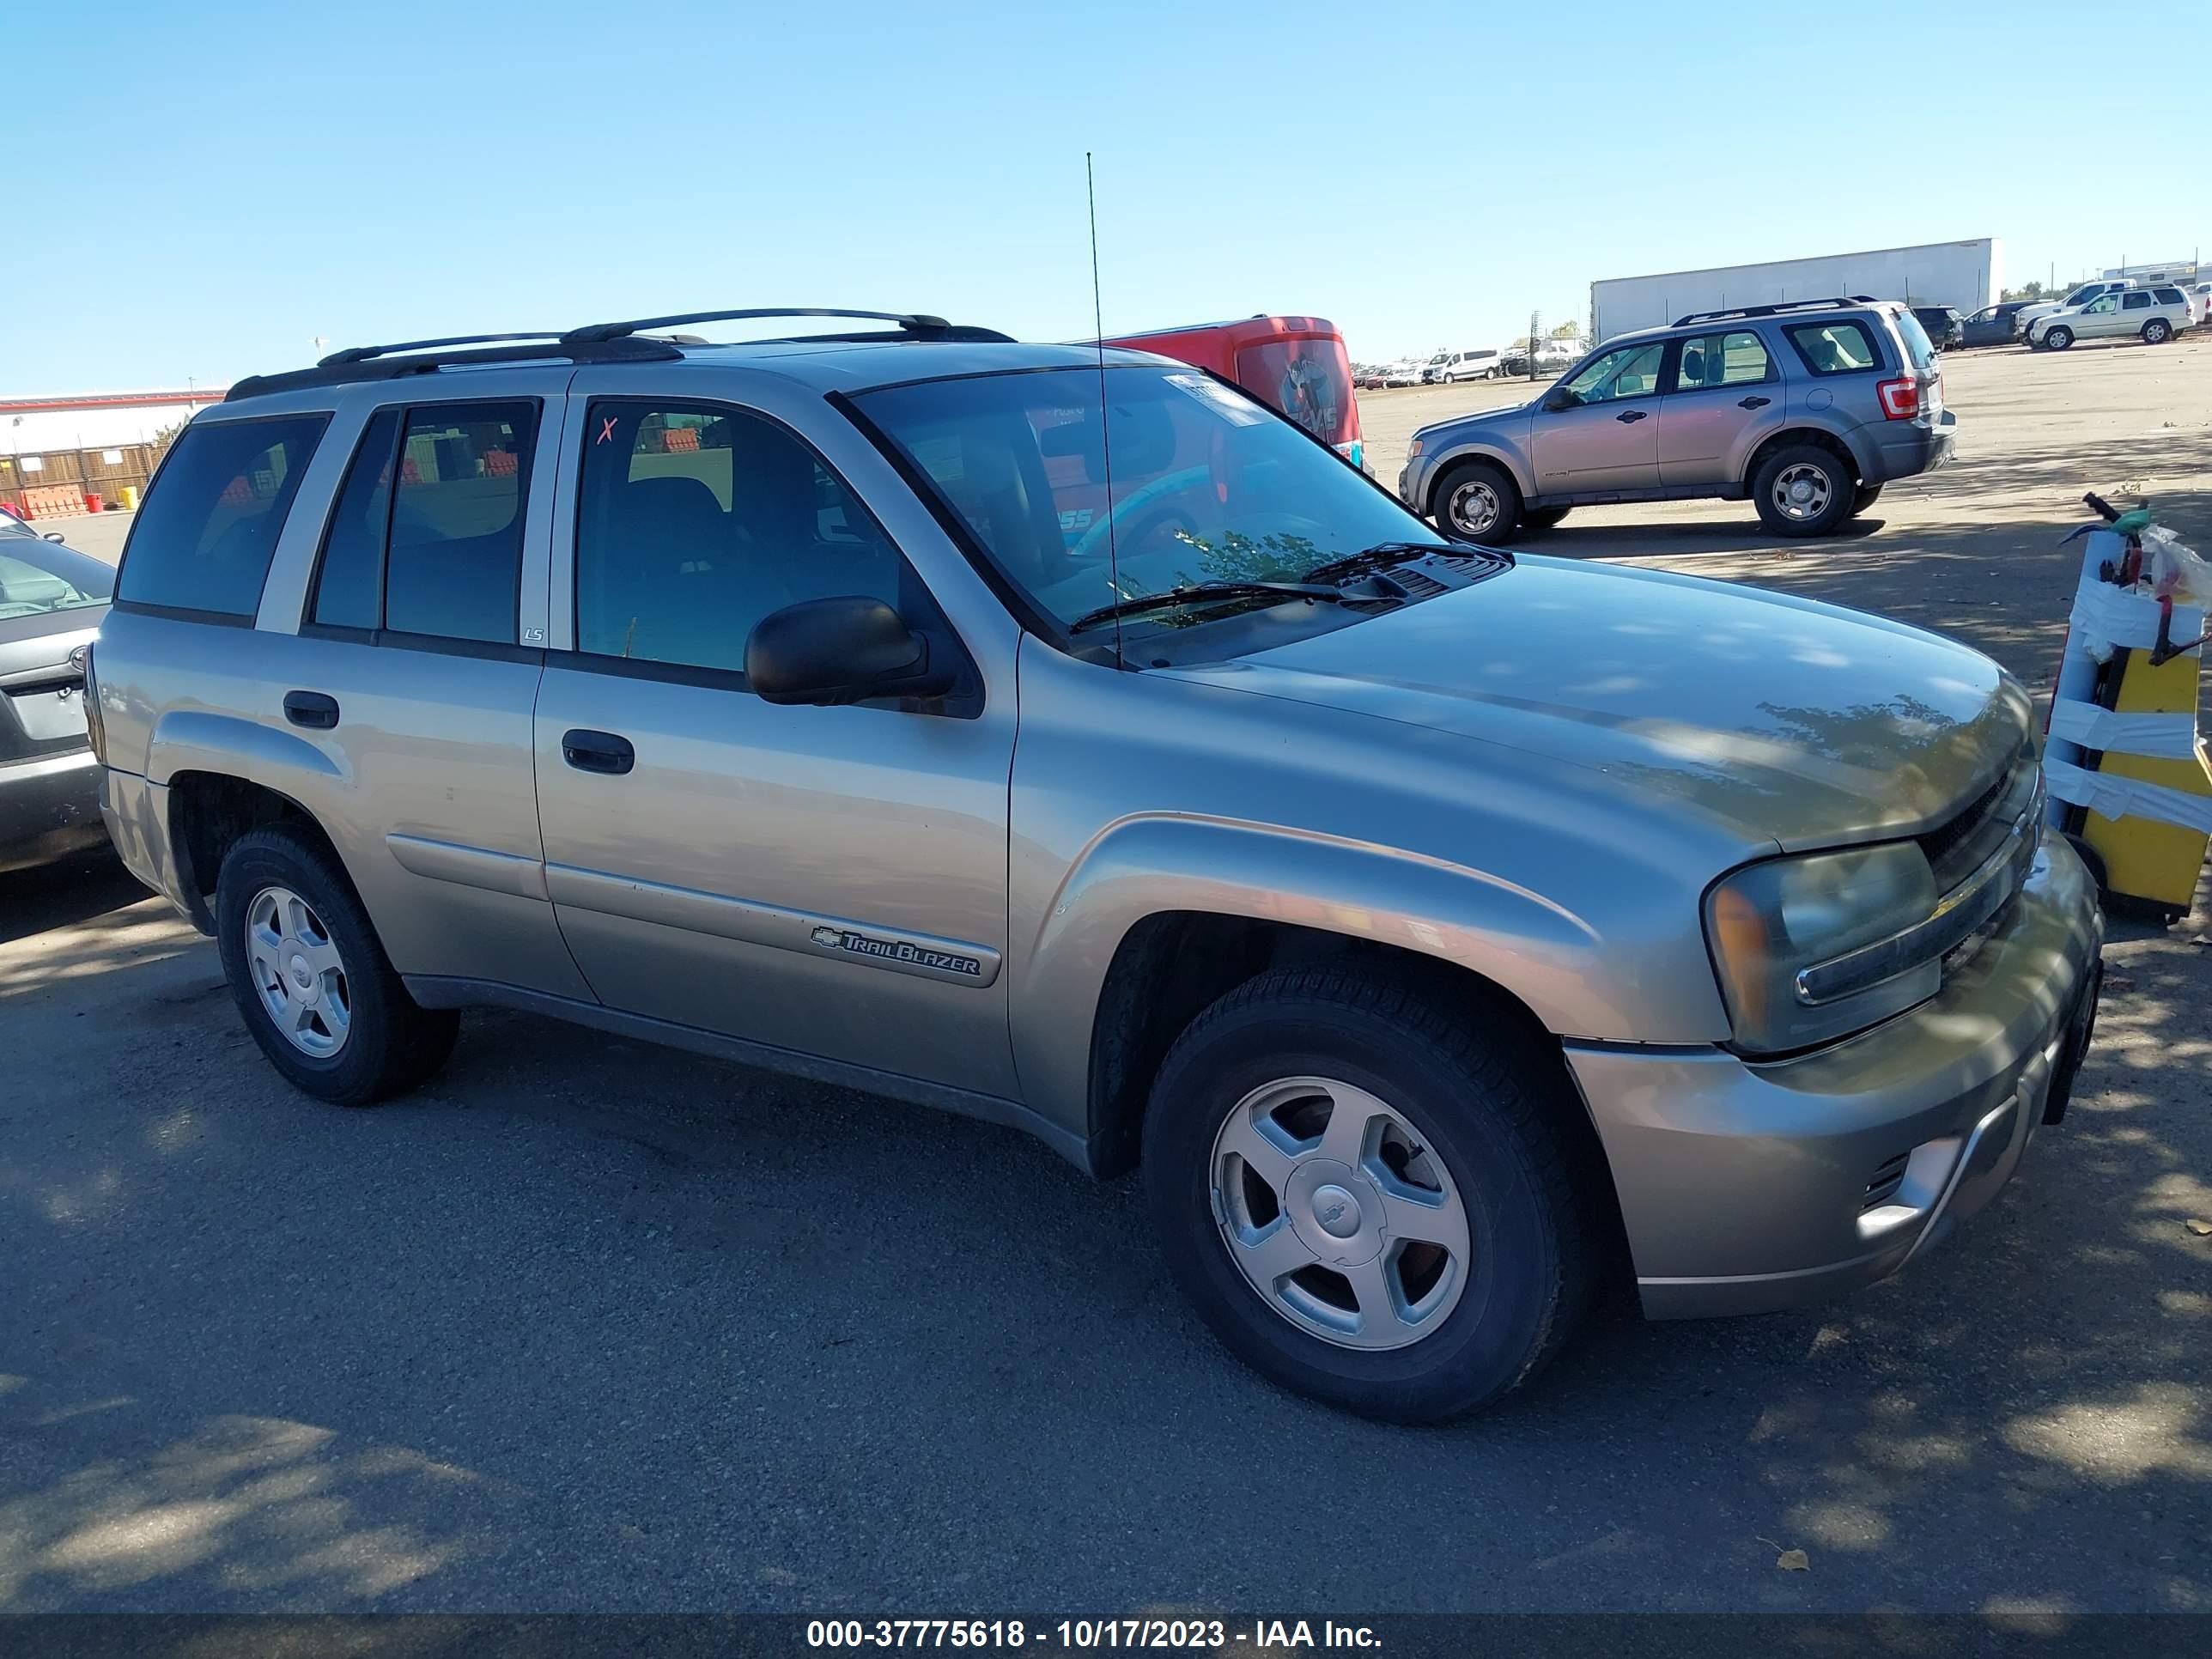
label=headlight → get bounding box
[1705,842,1939,1054]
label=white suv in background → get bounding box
[2027,286,2192,349]
[2016,280,2135,331]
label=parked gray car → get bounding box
[91,309,2100,1421]
[1401,296,1958,541]
[0,514,111,872]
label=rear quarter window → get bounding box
[1784,319,1886,377]
[118,415,330,618]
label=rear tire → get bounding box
[1850,483,1883,516]
[1140,964,1599,1422]
[2046,325,2075,350]
[1522,507,1571,531]
[1752,443,1854,538]
[1432,459,1522,542]
[215,825,459,1106]
[2142,319,2172,344]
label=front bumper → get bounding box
[0,748,108,874]
[1567,835,2103,1319]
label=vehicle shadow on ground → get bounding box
[2,846,2208,1614]
[0,852,149,949]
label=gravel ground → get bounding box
[3,338,2209,1619]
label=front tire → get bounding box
[1753,443,1854,538]
[1432,459,1522,542]
[2045,325,2075,350]
[1140,964,1599,1422]
[2142,319,2172,344]
[216,825,459,1106]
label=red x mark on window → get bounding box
[597,416,618,445]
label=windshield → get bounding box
[854,365,1435,645]
[0,538,114,619]
[2063,284,2104,307]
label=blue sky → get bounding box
[13,0,2206,392]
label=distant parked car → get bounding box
[1436,347,1504,381]
[2027,286,2192,349]
[1382,360,1425,387]
[1911,307,1966,350]
[2016,281,2136,332]
[0,516,112,872]
[1960,302,2031,347]
[2188,283,2212,326]
[1353,365,1389,390]
[1402,296,1954,541]
[1532,339,1582,371]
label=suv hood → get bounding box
[1415,400,1534,442]
[1168,556,2028,854]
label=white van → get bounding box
[1437,347,1503,382]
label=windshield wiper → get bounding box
[1297,539,1465,586]
[1066,581,1353,635]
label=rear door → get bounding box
[261,380,594,1001]
[1656,327,1783,488]
[1528,340,1667,495]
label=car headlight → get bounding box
[1705,842,1940,1055]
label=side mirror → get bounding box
[745,596,953,708]
[1540,388,1577,413]
[42,531,66,543]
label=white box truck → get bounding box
[1590,240,2001,341]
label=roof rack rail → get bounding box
[1670,295,1882,327]
[225,336,682,403]
[563,307,969,344]
[316,331,567,368]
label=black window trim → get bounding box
[562,392,985,717]
[1661,327,1778,396]
[296,395,544,651]
[113,408,334,624]
[303,405,404,633]
[1780,318,1890,378]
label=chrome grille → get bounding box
[1918,756,2039,893]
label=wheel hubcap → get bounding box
[246,885,351,1057]
[1448,481,1498,536]
[1773,462,1832,521]
[1209,1076,1472,1351]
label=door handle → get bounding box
[562,728,635,775]
[1615,410,1649,423]
[283,690,340,730]
[1738,395,1771,409]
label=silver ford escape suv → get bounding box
[91,307,2100,1422]
[1401,296,1958,542]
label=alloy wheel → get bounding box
[245,884,353,1057]
[1771,461,1833,524]
[1445,477,1501,537]
[1209,1075,1472,1350]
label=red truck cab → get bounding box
[1103,315,1366,474]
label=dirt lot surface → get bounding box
[4,339,2210,1618]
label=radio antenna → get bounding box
[1086,151,1124,670]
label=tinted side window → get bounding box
[1563,343,1664,404]
[1784,321,1881,375]
[2153,288,2185,304]
[2123,292,2152,310]
[382,402,536,644]
[1674,330,1771,390]
[574,402,908,676]
[310,409,401,629]
[118,415,329,617]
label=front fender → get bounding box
[1416,434,1535,510]
[1011,812,1617,1146]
